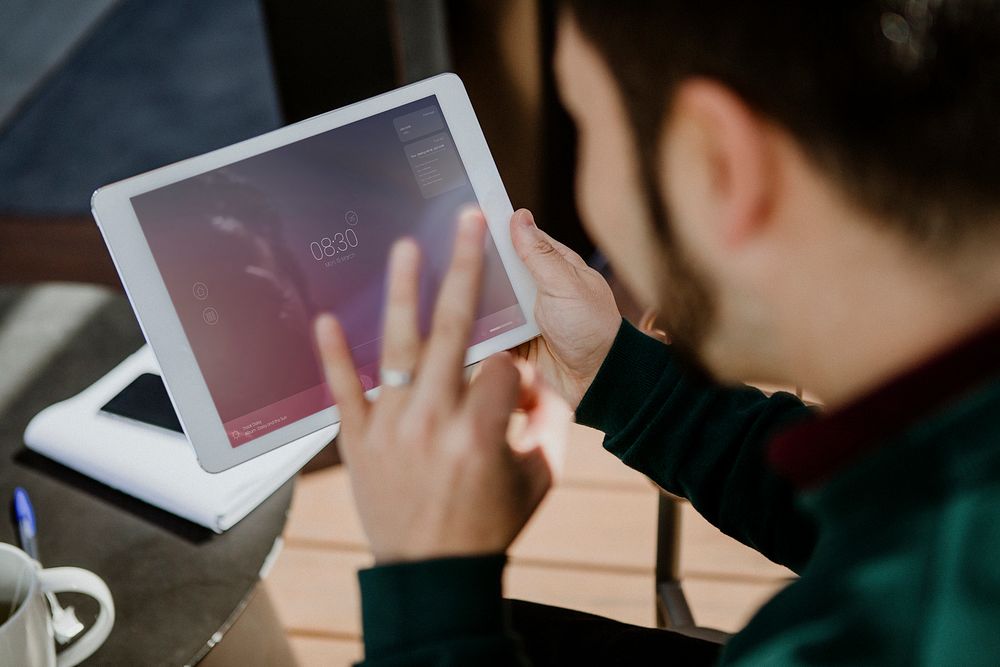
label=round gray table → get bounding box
[0,283,295,665]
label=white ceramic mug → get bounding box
[0,543,114,666]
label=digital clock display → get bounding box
[309,210,361,263]
[309,228,359,260]
[131,96,526,448]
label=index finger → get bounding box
[414,209,485,401]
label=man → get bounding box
[315,1,1000,664]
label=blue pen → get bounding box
[12,486,84,642]
[13,486,38,561]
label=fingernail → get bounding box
[459,209,483,235]
[314,313,336,340]
[517,209,536,229]
[391,237,418,263]
[459,205,482,220]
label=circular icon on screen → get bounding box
[192,282,209,300]
[202,307,220,325]
[359,374,374,391]
[345,210,359,226]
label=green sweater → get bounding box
[356,318,1000,665]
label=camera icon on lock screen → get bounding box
[192,282,209,300]
[345,210,359,226]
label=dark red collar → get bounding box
[768,314,1000,490]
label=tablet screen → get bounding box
[130,96,525,446]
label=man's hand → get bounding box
[510,209,622,410]
[315,210,571,564]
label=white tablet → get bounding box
[92,73,539,472]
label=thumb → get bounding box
[511,359,569,481]
[515,444,554,513]
[510,209,580,289]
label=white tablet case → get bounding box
[23,346,336,533]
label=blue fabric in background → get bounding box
[0,0,282,215]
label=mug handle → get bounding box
[37,567,115,667]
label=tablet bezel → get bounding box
[92,73,539,472]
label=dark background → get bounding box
[0,0,591,287]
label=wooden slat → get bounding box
[266,543,782,641]
[678,503,795,581]
[505,562,655,627]
[560,423,650,490]
[284,466,365,548]
[510,484,658,571]
[266,543,657,638]
[287,466,658,572]
[683,576,788,634]
[288,635,363,666]
[264,548,370,637]
[285,459,799,581]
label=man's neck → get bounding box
[786,234,1000,409]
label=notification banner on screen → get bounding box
[393,105,444,141]
[130,96,525,447]
[404,133,465,199]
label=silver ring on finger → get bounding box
[380,367,415,388]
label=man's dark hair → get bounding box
[564,1,1000,248]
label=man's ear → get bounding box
[659,79,775,249]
